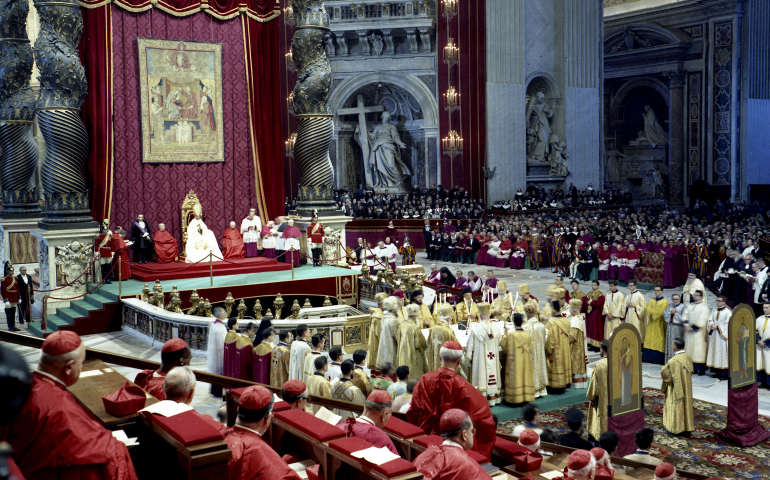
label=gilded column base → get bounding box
[38,191,97,228]
[296,184,338,214]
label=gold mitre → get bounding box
[497,281,507,293]
[374,292,388,304]
[477,302,492,316]
[569,298,583,310]
[552,287,566,300]
[440,305,454,317]
[518,283,530,295]
[406,304,420,317]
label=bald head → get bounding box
[38,343,86,387]
[163,366,196,404]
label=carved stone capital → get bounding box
[665,71,687,89]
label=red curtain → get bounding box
[437,0,486,200]
[80,0,280,21]
[80,6,114,223]
[78,1,283,247]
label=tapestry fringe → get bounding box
[77,0,279,21]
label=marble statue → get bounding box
[605,149,627,186]
[526,92,554,162]
[548,137,570,177]
[322,226,341,265]
[355,111,412,189]
[641,105,668,146]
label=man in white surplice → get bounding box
[377,297,401,368]
[240,208,262,257]
[185,203,223,263]
[705,295,731,379]
[465,302,503,406]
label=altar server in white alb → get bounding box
[681,289,710,375]
[756,302,770,388]
[705,295,731,379]
[240,208,262,257]
[466,302,503,406]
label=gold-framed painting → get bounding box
[608,323,643,417]
[137,38,224,163]
[728,304,756,389]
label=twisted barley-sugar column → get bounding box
[34,0,92,224]
[290,0,335,210]
[0,0,41,215]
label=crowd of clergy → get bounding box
[4,270,747,480]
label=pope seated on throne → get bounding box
[185,203,223,263]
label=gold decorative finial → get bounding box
[291,300,301,319]
[224,292,235,317]
[141,284,151,303]
[264,308,273,318]
[253,299,263,320]
[302,298,312,309]
[236,299,247,319]
[322,296,332,307]
[273,294,285,320]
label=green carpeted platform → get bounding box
[99,265,357,296]
[491,388,588,422]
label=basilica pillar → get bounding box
[0,0,40,217]
[666,71,686,206]
[34,0,95,227]
[291,0,336,214]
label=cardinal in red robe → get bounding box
[337,391,398,454]
[222,385,301,480]
[413,409,490,480]
[134,338,191,400]
[407,341,497,461]
[223,221,246,259]
[111,228,132,280]
[152,223,178,263]
[7,330,138,480]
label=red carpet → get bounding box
[128,257,292,282]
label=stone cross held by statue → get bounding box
[338,93,384,186]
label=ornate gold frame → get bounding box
[137,38,224,163]
[180,190,201,257]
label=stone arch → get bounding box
[525,71,561,100]
[610,77,670,125]
[604,23,692,54]
[329,72,439,127]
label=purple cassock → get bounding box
[337,417,398,455]
[662,247,677,288]
[253,343,272,385]
[224,335,254,381]
[454,277,468,290]
[484,278,499,300]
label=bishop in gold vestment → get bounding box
[586,342,609,440]
[501,315,535,404]
[397,305,429,378]
[368,293,388,370]
[523,303,548,398]
[427,306,460,371]
[411,290,435,328]
[270,337,291,389]
[306,361,333,415]
[514,284,540,317]
[643,290,669,364]
[661,346,695,434]
[492,281,514,321]
[567,299,588,389]
[455,291,480,324]
[545,303,573,391]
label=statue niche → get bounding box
[525,76,568,178]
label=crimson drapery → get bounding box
[437,0,486,200]
[78,0,283,247]
[79,0,279,20]
[715,383,770,446]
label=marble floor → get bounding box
[2,251,769,420]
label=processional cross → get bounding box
[337,94,384,186]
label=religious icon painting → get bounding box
[608,324,643,417]
[728,304,756,389]
[137,38,224,163]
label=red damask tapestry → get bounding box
[79,2,284,246]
